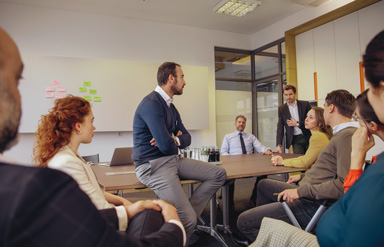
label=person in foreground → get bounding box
[34,96,132,210]
[132,62,227,240]
[237,89,358,242]
[276,85,312,154]
[271,107,332,168]
[316,30,384,246]
[0,27,185,246]
[221,115,272,211]
[343,90,384,192]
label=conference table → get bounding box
[92,153,304,246]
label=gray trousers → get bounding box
[237,179,318,242]
[135,155,227,240]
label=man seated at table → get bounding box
[237,89,358,242]
[0,26,185,247]
[221,115,272,212]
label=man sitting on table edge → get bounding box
[221,114,272,211]
[0,26,185,247]
[237,89,359,242]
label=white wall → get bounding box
[0,3,252,164]
[250,0,355,49]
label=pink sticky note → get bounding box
[45,93,54,98]
[52,80,60,85]
[58,86,66,92]
[46,86,55,92]
[55,94,65,99]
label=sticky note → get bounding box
[89,89,97,95]
[52,80,60,85]
[58,87,66,92]
[46,86,55,92]
[83,81,92,86]
[45,93,54,98]
[79,87,87,92]
[83,96,92,101]
[93,97,102,102]
[55,94,65,99]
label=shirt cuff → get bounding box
[115,206,128,231]
[168,219,186,246]
[174,136,180,146]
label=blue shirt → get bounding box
[220,131,270,156]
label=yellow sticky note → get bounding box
[83,81,92,86]
[83,96,92,101]
[79,87,87,92]
[93,97,102,102]
[89,89,97,95]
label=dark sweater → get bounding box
[317,151,384,246]
[297,127,357,200]
[132,91,191,167]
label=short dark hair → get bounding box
[325,89,356,118]
[235,115,246,122]
[356,90,384,126]
[157,62,181,86]
[363,30,384,88]
[283,85,296,94]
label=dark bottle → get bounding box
[215,146,220,162]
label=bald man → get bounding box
[0,27,185,247]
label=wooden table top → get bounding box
[92,153,304,191]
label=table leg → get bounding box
[197,193,228,247]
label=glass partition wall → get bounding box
[215,39,286,150]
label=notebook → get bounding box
[99,147,134,166]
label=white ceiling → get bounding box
[0,0,310,34]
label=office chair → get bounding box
[280,174,337,232]
[81,154,100,164]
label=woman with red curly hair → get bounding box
[34,96,132,209]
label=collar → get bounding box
[332,121,360,134]
[287,100,297,108]
[155,86,173,107]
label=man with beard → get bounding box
[132,62,227,240]
[0,27,185,247]
[276,85,312,154]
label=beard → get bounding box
[171,79,183,96]
[0,92,21,153]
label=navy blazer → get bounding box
[276,100,312,149]
[0,162,183,247]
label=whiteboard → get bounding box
[19,54,209,133]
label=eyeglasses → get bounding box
[352,112,360,122]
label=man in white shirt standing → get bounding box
[276,85,312,154]
[221,115,272,211]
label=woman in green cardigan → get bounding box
[271,107,332,168]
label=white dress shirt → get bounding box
[221,131,270,155]
[288,100,303,135]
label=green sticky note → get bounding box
[79,87,87,92]
[83,81,92,86]
[89,89,97,95]
[83,96,92,101]
[93,96,102,102]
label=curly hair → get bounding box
[33,96,91,167]
[311,107,333,140]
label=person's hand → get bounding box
[124,200,161,220]
[153,199,180,222]
[278,189,299,202]
[271,155,284,166]
[276,146,282,153]
[176,130,182,137]
[287,118,298,127]
[350,126,375,169]
[286,174,301,184]
[264,149,273,155]
[150,138,158,147]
